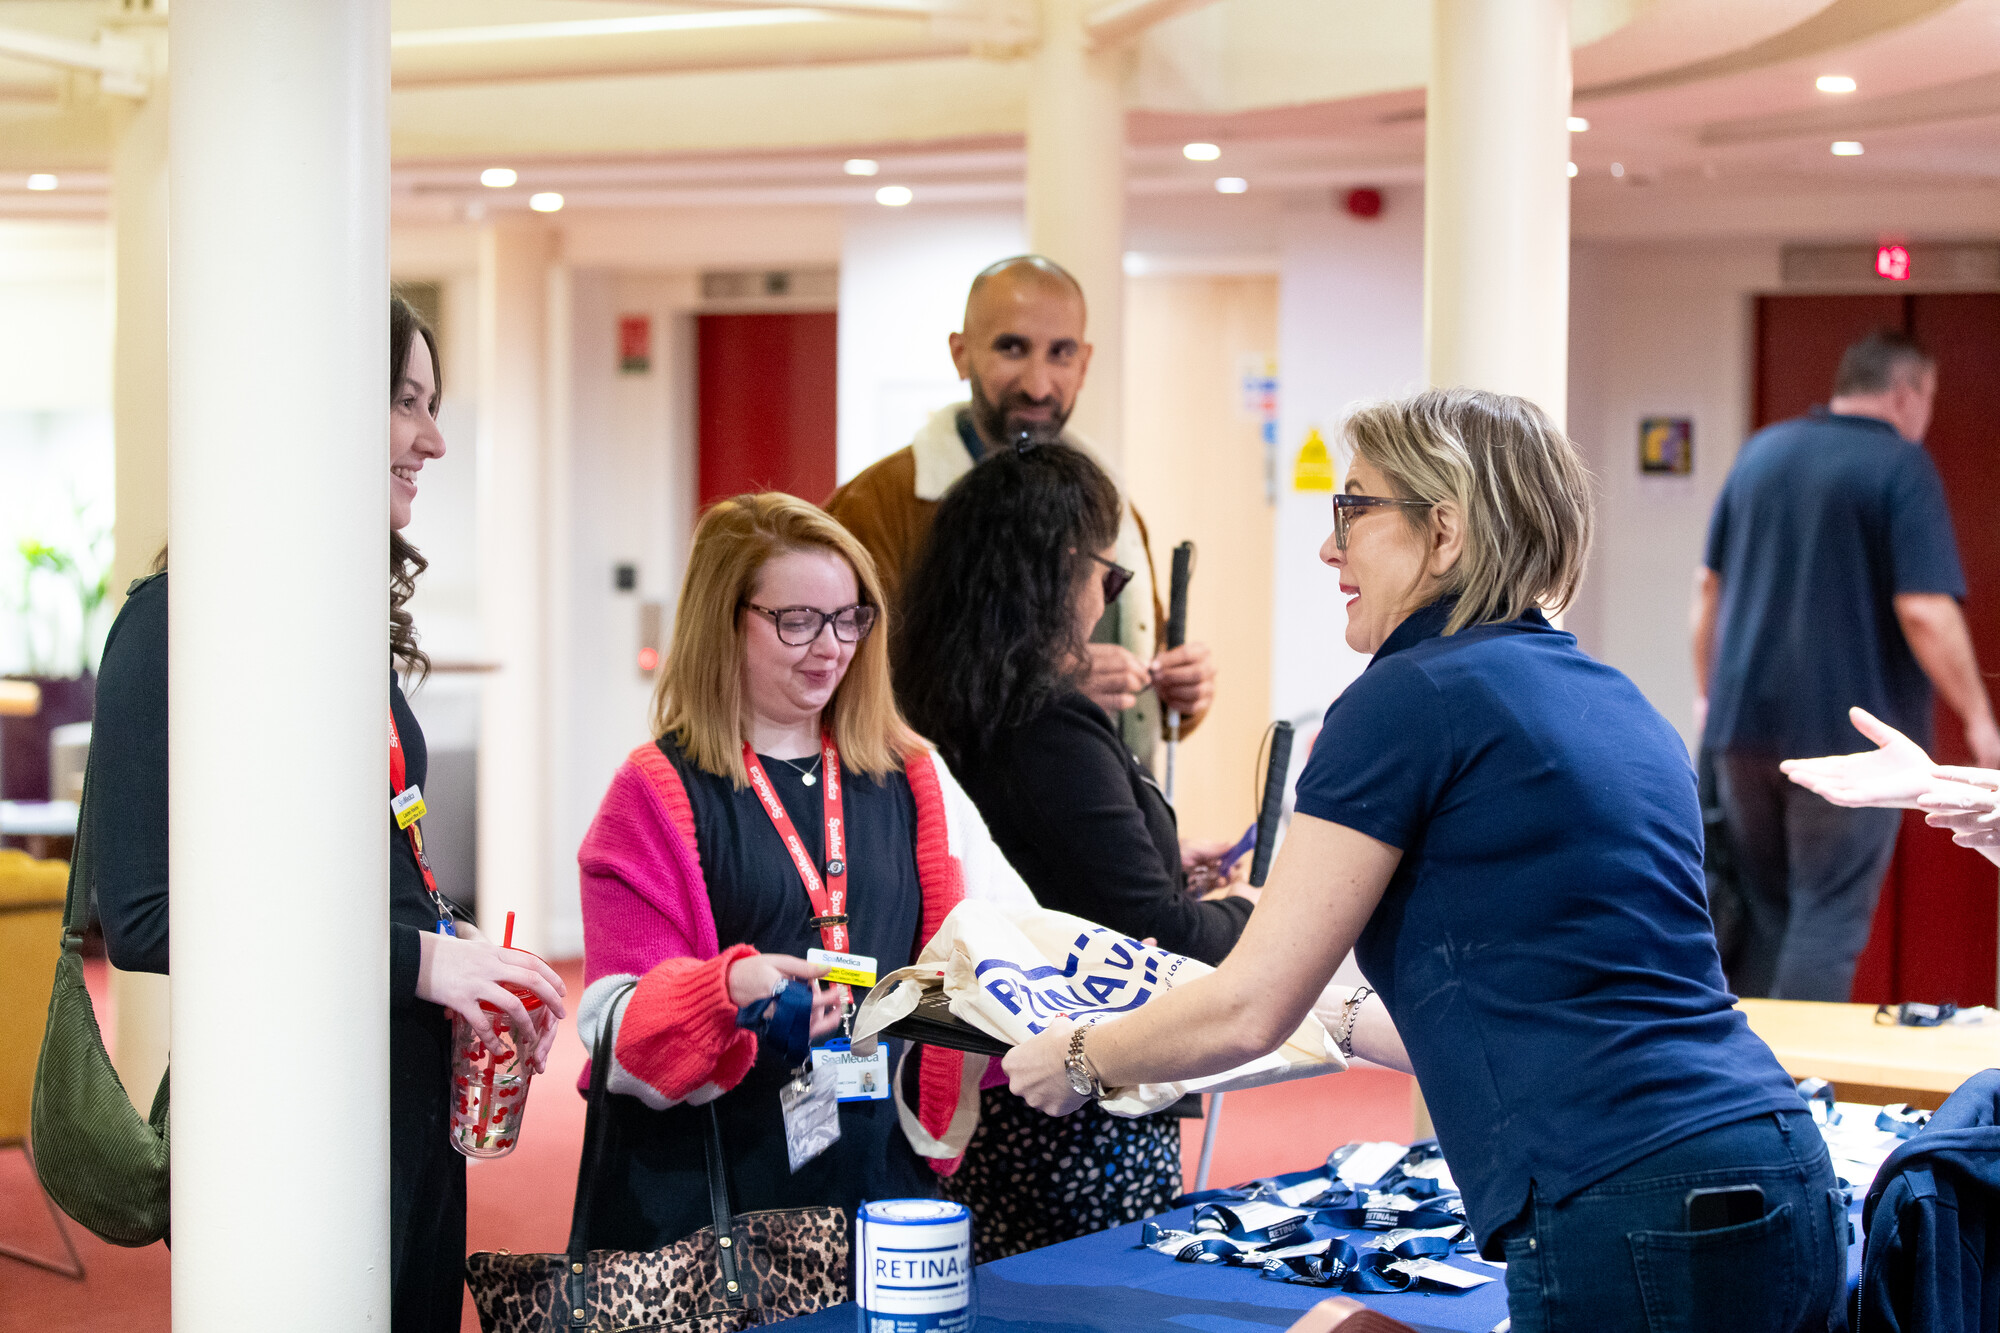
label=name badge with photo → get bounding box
[813,1037,891,1103]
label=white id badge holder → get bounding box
[779,1063,841,1173]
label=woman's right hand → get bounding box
[416,932,568,1072]
[1780,707,1940,809]
[728,953,844,1042]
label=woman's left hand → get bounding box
[1002,1017,1091,1116]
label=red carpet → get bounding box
[0,959,1411,1333]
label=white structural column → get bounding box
[476,220,555,951]
[1026,0,1127,467]
[1424,0,1572,425]
[107,80,172,1113]
[168,2,392,1327]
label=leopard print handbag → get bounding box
[466,984,850,1332]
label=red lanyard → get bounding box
[740,735,849,954]
[389,708,448,925]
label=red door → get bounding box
[696,312,837,509]
[1751,293,2000,1005]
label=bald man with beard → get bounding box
[826,255,1216,761]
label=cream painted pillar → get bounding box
[475,220,555,952]
[1026,0,1127,467]
[1424,0,1571,426]
[168,1,391,1326]
[107,82,172,1114]
[1416,0,1571,1142]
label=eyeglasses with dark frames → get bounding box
[1329,493,1433,551]
[1088,552,1135,604]
[743,602,878,646]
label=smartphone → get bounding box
[1685,1184,1765,1232]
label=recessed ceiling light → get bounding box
[844,159,879,176]
[876,184,913,207]
[1566,162,1579,178]
[1567,116,1590,133]
[1609,162,1625,178]
[480,167,517,188]
[529,191,564,211]
[1214,177,1248,194]
[1831,141,1864,156]
[1817,75,1857,94]
[25,174,57,191]
[1183,142,1221,161]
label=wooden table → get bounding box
[1739,997,2000,1108]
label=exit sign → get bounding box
[1875,245,1911,281]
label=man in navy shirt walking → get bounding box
[1694,328,1999,1000]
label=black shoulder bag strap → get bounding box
[562,980,748,1325]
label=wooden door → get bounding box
[696,311,838,510]
[1751,293,2000,1005]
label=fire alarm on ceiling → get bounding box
[1344,188,1384,219]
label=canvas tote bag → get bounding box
[854,901,1344,1158]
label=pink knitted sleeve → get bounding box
[617,944,761,1102]
[580,755,721,986]
[579,751,749,1099]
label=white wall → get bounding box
[1270,187,1427,729]
[1565,239,1779,751]
[541,268,701,955]
[836,204,1025,481]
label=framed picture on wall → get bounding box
[1639,417,1693,475]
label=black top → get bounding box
[945,691,1249,966]
[1296,599,1800,1243]
[586,734,935,1250]
[91,571,440,1004]
[1703,409,1966,758]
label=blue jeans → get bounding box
[1495,1111,1849,1333]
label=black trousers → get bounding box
[1716,752,1902,1001]
[390,1003,467,1333]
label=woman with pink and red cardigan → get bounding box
[574,492,1032,1250]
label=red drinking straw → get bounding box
[503,909,516,949]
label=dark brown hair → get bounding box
[894,443,1122,758]
[390,294,439,682]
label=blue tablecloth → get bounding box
[770,1199,1868,1332]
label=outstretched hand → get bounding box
[417,932,568,1073]
[1780,707,1938,809]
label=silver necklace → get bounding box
[776,752,823,787]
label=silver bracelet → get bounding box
[1337,986,1374,1059]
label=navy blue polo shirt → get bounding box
[1703,410,1965,758]
[1294,599,1799,1246]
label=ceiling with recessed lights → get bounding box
[2,0,1998,236]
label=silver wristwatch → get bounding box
[1064,1025,1102,1098]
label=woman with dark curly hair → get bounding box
[894,442,1257,1258]
[89,295,566,1331]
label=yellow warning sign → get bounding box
[1292,428,1335,492]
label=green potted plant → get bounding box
[4,516,110,801]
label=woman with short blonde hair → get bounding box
[575,491,1030,1255]
[1005,389,1845,1333]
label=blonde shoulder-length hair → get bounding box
[1345,387,1594,637]
[651,491,920,786]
